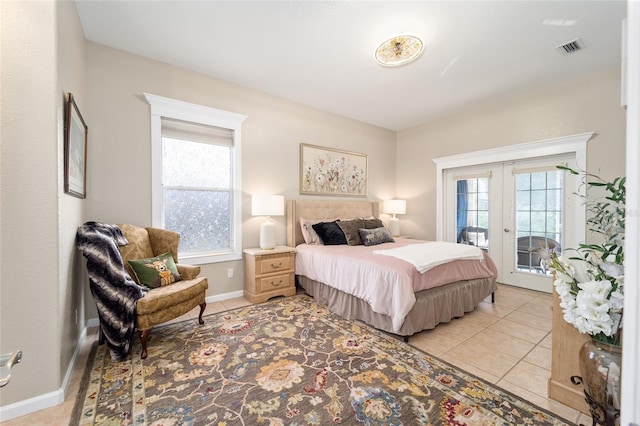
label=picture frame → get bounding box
[300,143,367,197]
[64,93,87,198]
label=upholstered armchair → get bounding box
[118,224,208,359]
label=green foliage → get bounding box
[557,165,625,272]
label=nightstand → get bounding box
[243,246,296,303]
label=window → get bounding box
[436,133,590,291]
[514,168,563,274]
[144,93,246,264]
[455,176,490,250]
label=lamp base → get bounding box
[260,219,276,250]
[389,217,400,237]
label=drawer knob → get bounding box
[270,279,283,287]
[270,262,283,269]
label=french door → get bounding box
[444,154,577,293]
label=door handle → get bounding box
[504,228,511,232]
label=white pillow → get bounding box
[299,217,339,244]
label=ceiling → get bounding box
[75,1,627,131]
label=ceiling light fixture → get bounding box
[374,34,424,67]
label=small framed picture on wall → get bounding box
[64,93,87,198]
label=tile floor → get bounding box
[3,284,592,425]
[408,283,592,425]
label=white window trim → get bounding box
[144,93,247,264]
[432,132,594,244]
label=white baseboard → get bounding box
[206,289,244,303]
[0,325,92,422]
[0,388,63,422]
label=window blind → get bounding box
[161,117,233,146]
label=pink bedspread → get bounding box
[294,238,497,333]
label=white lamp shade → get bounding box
[252,195,284,217]
[384,199,406,215]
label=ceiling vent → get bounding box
[556,38,585,56]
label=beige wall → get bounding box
[397,67,627,241]
[1,0,60,404]
[1,0,85,408]
[84,42,397,305]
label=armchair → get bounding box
[118,224,208,359]
[517,236,561,273]
[457,226,489,247]
[78,222,208,361]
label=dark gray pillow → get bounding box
[359,227,395,246]
[363,218,384,229]
[312,221,348,245]
[337,219,365,245]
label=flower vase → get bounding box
[578,338,622,417]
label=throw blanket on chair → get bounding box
[76,222,147,361]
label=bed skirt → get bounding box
[297,275,497,337]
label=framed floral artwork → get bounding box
[300,143,367,197]
[64,93,88,198]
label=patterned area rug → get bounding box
[72,295,571,425]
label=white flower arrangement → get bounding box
[548,166,625,346]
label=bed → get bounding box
[286,199,498,338]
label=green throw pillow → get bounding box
[128,251,181,288]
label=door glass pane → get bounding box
[456,177,489,251]
[531,190,546,210]
[478,192,489,210]
[516,174,530,190]
[546,189,561,210]
[514,170,563,274]
[531,172,547,190]
[516,211,531,230]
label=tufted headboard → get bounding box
[286,199,380,247]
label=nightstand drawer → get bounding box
[258,256,292,274]
[258,273,294,293]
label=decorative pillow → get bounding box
[359,227,395,246]
[300,217,322,244]
[337,219,365,246]
[128,251,182,288]
[300,217,339,244]
[363,218,384,229]
[312,221,348,245]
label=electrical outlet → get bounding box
[227,268,234,278]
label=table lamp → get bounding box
[384,199,406,237]
[252,194,284,250]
